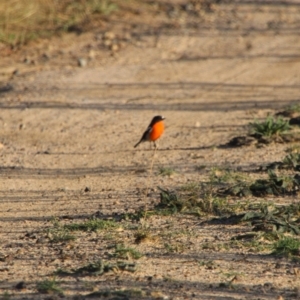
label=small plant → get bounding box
[134,230,149,244]
[272,236,300,256]
[249,170,299,196]
[36,278,63,294]
[112,244,143,259]
[282,153,300,170]
[164,242,185,253]
[267,153,300,171]
[158,167,176,176]
[56,260,136,276]
[0,0,118,46]
[285,103,300,114]
[286,144,300,154]
[47,223,76,243]
[179,182,199,192]
[230,236,272,253]
[242,204,300,235]
[91,0,118,15]
[249,116,291,137]
[64,218,119,232]
[198,260,216,269]
[157,185,234,216]
[1,292,11,300]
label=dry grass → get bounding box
[0,0,118,47]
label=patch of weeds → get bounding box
[134,229,153,244]
[164,242,185,253]
[230,235,272,253]
[219,281,234,289]
[210,169,249,184]
[179,182,199,192]
[46,221,76,243]
[64,218,119,232]
[56,260,136,277]
[112,244,143,259]
[0,0,118,46]
[249,170,300,196]
[82,281,96,292]
[87,288,145,298]
[195,165,206,171]
[250,116,291,138]
[242,204,300,235]
[267,153,300,171]
[276,103,300,117]
[122,210,148,222]
[286,144,300,154]
[36,278,63,295]
[198,260,216,270]
[221,271,244,279]
[158,166,176,176]
[88,0,118,15]
[225,115,299,147]
[156,187,184,213]
[1,292,11,300]
[159,170,299,218]
[209,169,252,198]
[212,169,300,198]
[272,236,300,257]
[219,272,243,289]
[157,185,236,216]
[201,241,224,251]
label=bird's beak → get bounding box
[162,116,166,120]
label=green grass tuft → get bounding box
[112,244,143,259]
[36,278,63,294]
[272,236,300,256]
[64,218,119,232]
[0,0,118,46]
[158,167,176,176]
[249,116,291,137]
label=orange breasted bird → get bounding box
[134,115,165,149]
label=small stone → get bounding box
[104,39,112,47]
[15,281,26,290]
[110,44,119,52]
[23,58,31,64]
[84,187,91,193]
[104,31,115,40]
[88,50,96,59]
[78,58,87,67]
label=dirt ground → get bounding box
[1,0,300,299]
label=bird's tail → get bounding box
[134,139,142,148]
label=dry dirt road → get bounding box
[0,1,300,299]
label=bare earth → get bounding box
[1,1,300,299]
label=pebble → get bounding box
[104,31,115,40]
[78,58,87,67]
[110,43,119,52]
[15,281,26,290]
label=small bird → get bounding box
[134,115,165,149]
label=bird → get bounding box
[134,115,165,149]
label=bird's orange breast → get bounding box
[150,120,164,141]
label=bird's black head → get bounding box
[150,115,165,126]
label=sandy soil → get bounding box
[0,1,300,299]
